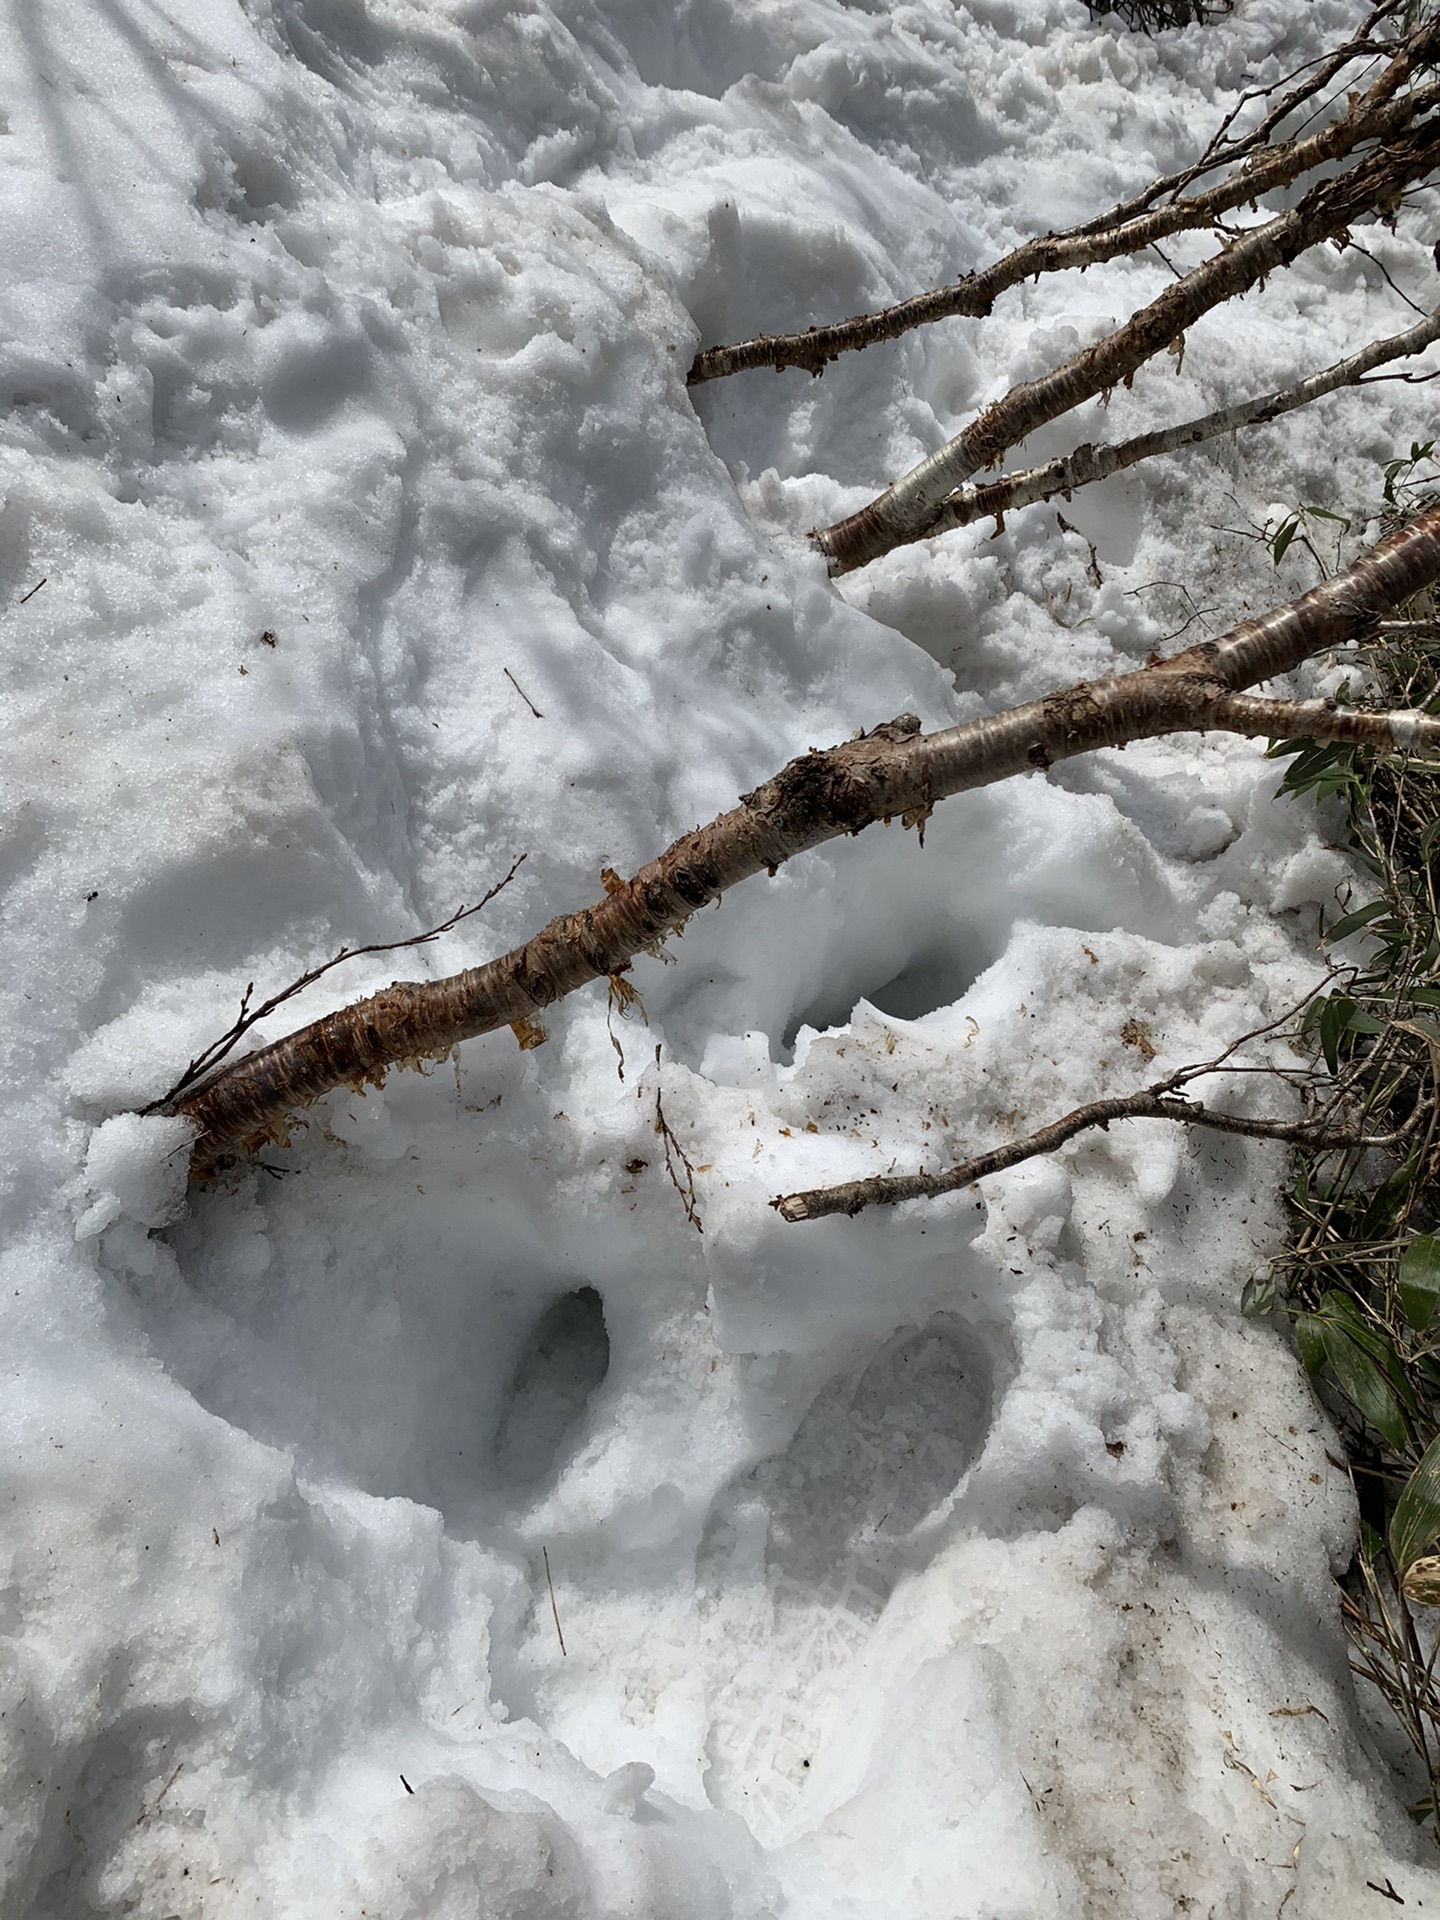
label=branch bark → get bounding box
[166,508,1440,1178]
[686,17,1439,386]
[913,308,1440,544]
[813,117,1440,573]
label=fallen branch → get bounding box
[813,118,1440,573]
[1182,1,1406,187]
[913,308,1440,544]
[162,509,1440,1178]
[149,855,527,1108]
[687,13,1436,385]
[772,1083,1425,1224]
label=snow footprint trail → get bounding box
[697,1315,995,1843]
[12,0,1440,1914]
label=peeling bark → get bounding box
[813,119,1440,573]
[167,509,1440,1179]
[687,18,1439,387]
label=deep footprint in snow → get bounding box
[494,1285,612,1486]
[697,1315,993,1841]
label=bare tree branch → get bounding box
[687,18,1439,386]
[772,1087,1425,1223]
[914,309,1440,544]
[1209,693,1440,753]
[162,510,1440,1179]
[1178,0,1406,189]
[774,978,1438,1223]
[813,118,1440,573]
[147,856,527,1109]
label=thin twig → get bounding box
[773,986,1423,1223]
[136,1762,184,1826]
[147,855,526,1110]
[773,1082,1429,1223]
[654,1049,703,1232]
[542,1546,567,1657]
[503,666,543,718]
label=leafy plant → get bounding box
[1264,486,1440,1829]
[1270,503,1353,568]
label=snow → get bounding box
[3,0,1439,1913]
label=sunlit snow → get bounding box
[3,0,1439,1914]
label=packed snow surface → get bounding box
[4,0,1440,1913]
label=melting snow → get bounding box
[2,0,1438,1913]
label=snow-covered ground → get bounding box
[4,0,1440,1912]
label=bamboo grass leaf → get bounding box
[1321,996,1356,1075]
[1392,1432,1440,1572]
[1320,1322,1409,1450]
[1295,1313,1327,1375]
[1400,1234,1440,1332]
[1326,900,1393,942]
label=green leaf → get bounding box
[1359,1153,1423,1240]
[1274,738,1358,797]
[1325,901,1392,943]
[1320,995,1354,1075]
[1241,1269,1276,1318]
[1401,1235,1440,1332]
[1321,1322,1409,1451]
[1304,505,1351,529]
[1391,1431,1440,1572]
[1272,515,1300,564]
[1322,1288,1367,1328]
[1320,1293,1414,1401]
[1295,1313,1326,1375]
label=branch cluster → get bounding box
[167,509,1440,1181]
[145,13,1440,1199]
[688,8,1440,573]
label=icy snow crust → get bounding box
[3,0,1439,1912]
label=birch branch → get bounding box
[1175,0,1407,198]
[813,118,1440,574]
[1208,693,1440,752]
[165,508,1440,1179]
[914,308,1440,544]
[687,22,1440,386]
